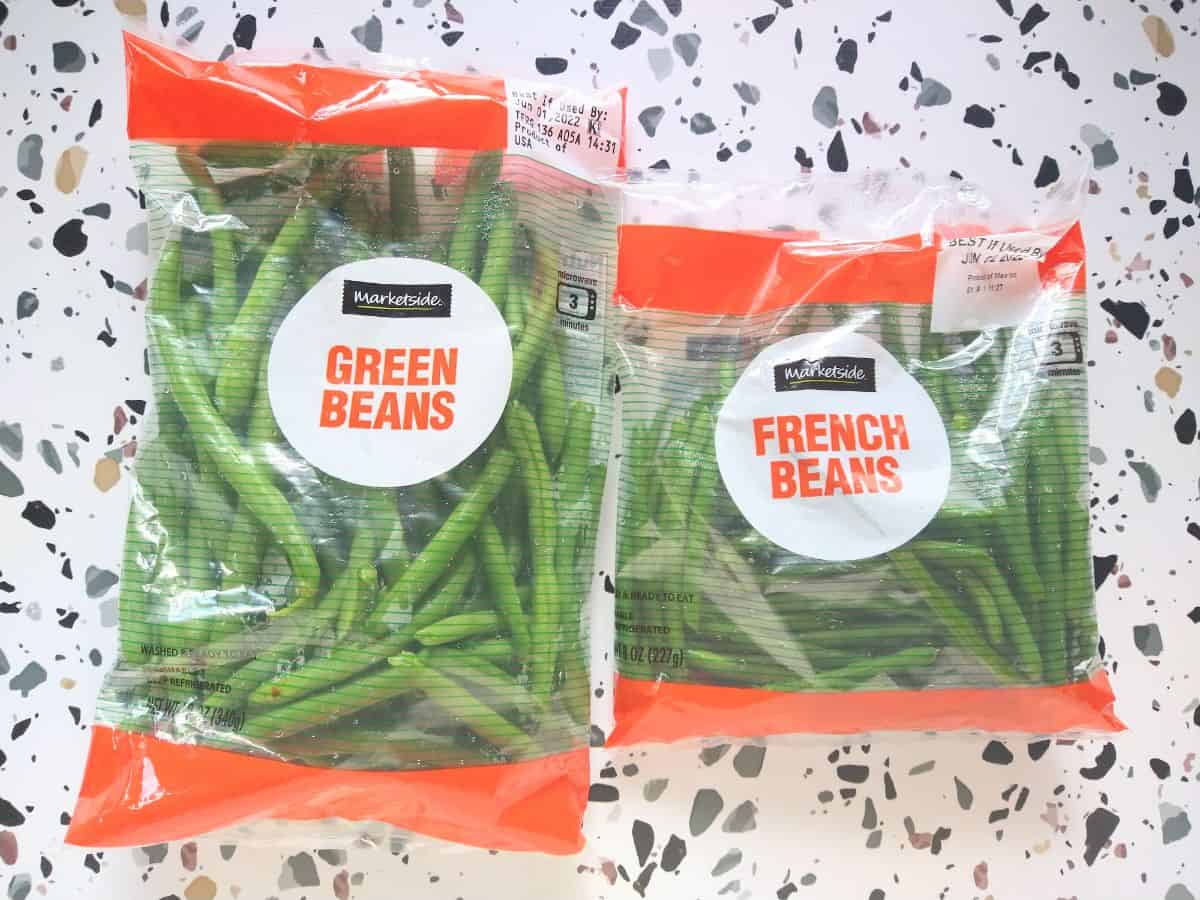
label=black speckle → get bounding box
[1130,69,1157,86]
[11,718,31,740]
[963,104,995,127]
[535,57,568,75]
[660,834,687,872]
[589,724,606,746]
[233,13,256,49]
[17,291,38,320]
[793,27,803,54]
[638,105,665,137]
[995,0,1013,14]
[982,740,1013,764]
[1173,168,1195,204]
[159,0,168,27]
[1150,198,1167,214]
[778,883,798,900]
[351,15,383,52]
[930,826,952,854]
[1028,738,1051,760]
[826,131,848,172]
[689,788,724,836]
[21,500,56,529]
[700,743,730,765]
[1187,606,1200,624]
[1018,2,1049,34]
[632,819,653,866]
[53,219,88,257]
[689,112,716,135]
[883,771,896,799]
[732,744,765,777]
[1093,553,1118,588]
[83,853,100,874]
[1083,807,1119,865]
[1079,742,1116,779]
[52,41,86,73]
[82,203,111,219]
[954,777,974,810]
[716,147,733,162]
[1034,155,1060,188]
[1174,409,1195,444]
[630,0,667,35]
[440,31,463,47]
[1099,299,1149,339]
[0,797,25,826]
[1149,758,1171,779]
[751,13,775,34]
[835,39,858,73]
[1156,82,1187,116]
[672,32,701,66]
[631,862,656,897]
[837,764,869,783]
[663,0,680,14]
[593,0,621,19]
[612,22,641,49]
[589,783,619,802]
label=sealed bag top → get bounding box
[609,196,1120,746]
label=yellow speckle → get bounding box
[184,875,217,900]
[114,0,147,16]
[60,677,76,689]
[55,145,89,194]
[94,457,120,492]
[1142,15,1175,57]
[1155,366,1183,398]
[1033,839,1052,854]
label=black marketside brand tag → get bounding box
[341,279,453,318]
[773,355,877,392]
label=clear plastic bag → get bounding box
[67,34,622,853]
[608,175,1121,745]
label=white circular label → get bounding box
[715,331,951,561]
[268,257,512,487]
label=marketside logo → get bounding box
[773,356,877,393]
[342,279,453,318]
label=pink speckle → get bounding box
[0,830,17,865]
[1181,273,1194,288]
[181,841,198,871]
[1117,574,1132,588]
[863,112,882,135]
[1105,329,1119,343]
[333,870,349,900]
[113,406,128,435]
[1163,334,1177,361]
[1126,252,1151,272]
[973,862,989,889]
[444,0,464,24]
[134,279,147,301]
[1114,843,1127,858]
[600,860,619,885]
[122,439,137,459]
[1183,752,1195,773]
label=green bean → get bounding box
[682,399,718,631]
[415,611,501,647]
[888,548,1019,682]
[148,241,321,606]
[479,518,531,661]
[464,636,516,668]
[386,147,418,244]
[242,661,420,742]
[505,403,561,701]
[509,244,558,398]
[397,652,539,758]
[364,447,513,634]
[446,152,501,279]
[538,338,568,466]
[424,647,545,719]
[477,185,515,307]
[213,205,313,421]
[810,646,939,691]
[1055,400,1095,668]
[991,428,1047,633]
[918,547,1005,647]
[248,551,478,708]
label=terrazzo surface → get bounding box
[1,0,1197,897]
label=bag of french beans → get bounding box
[67,34,623,853]
[608,194,1122,745]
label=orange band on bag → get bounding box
[126,32,509,148]
[608,670,1120,746]
[67,726,587,854]
[616,221,1086,315]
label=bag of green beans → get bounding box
[608,177,1121,745]
[68,34,623,854]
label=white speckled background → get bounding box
[1,1,1197,898]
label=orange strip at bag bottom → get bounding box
[608,671,1121,746]
[66,726,587,854]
